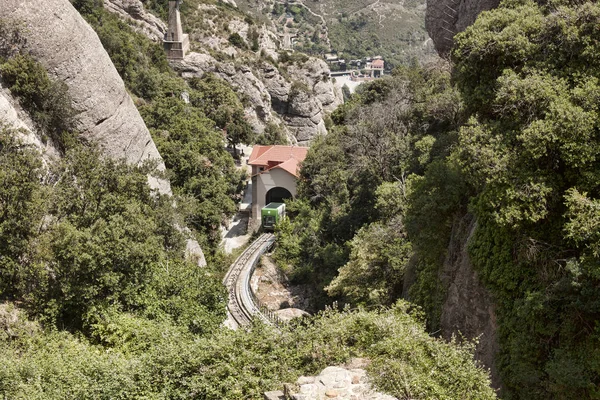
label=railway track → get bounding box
[223,233,279,328]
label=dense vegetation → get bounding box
[274,1,600,399]
[0,2,497,399]
[0,298,494,399]
[73,0,252,253]
[452,1,600,397]
[275,64,463,312]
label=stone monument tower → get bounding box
[163,0,189,59]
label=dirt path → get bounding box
[351,0,386,28]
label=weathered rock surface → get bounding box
[426,0,500,55]
[103,0,167,42]
[173,51,339,145]
[174,52,280,136]
[0,86,64,169]
[1,0,170,194]
[274,307,309,321]
[271,365,398,400]
[288,59,342,114]
[1,0,207,266]
[102,0,338,145]
[440,214,500,388]
[0,88,38,145]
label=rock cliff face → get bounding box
[426,0,500,55]
[105,0,342,145]
[1,0,170,194]
[0,86,57,159]
[174,53,341,145]
[1,0,207,266]
[439,214,500,388]
[425,0,503,387]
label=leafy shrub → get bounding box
[0,54,75,149]
[228,32,247,49]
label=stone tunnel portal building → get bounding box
[248,145,308,220]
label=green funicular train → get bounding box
[261,202,285,231]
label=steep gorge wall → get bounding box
[425,0,503,389]
[426,0,500,55]
[1,0,170,194]
[439,214,500,389]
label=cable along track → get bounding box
[223,233,283,328]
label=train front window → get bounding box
[264,216,275,226]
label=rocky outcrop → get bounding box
[1,0,207,266]
[265,364,398,400]
[174,52,281,135]
[284,89,327,145]
[1,0,170,194]
[288,59,342,114]
[426,0,500,55]
[101,0,339,145]
[439,214,500,388]
[103,0,167,42]
[174,52,341,145]
[0,88,44,150]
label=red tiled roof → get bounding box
[372,59,384,68]
[248,145,309,177]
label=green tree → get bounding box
[450,1,600,397]
[0,129,46,301]
[1,55,75,148]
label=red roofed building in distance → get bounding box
[248,145,308,219]
[370,59,384,77]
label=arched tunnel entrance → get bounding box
[266,186,292,204]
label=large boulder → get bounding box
[1,0,170,194]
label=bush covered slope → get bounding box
[274,1,600,398]
[0,1,496,399]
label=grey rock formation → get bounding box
[1,0,170,195]
[104,0,167,42]
[102,0,338,145]
[440,214,500,388]
[174,52,339,145]
[426,0,500,56]
[0,86,62,165]
[288,59,342,114]
[1,0,208,266]
[285,89,327,145]
[274,307,309,321]
[0,88,34,141]
[175,52,279,136]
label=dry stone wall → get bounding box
[265,365,398,400]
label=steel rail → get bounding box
[224,233,281,328]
